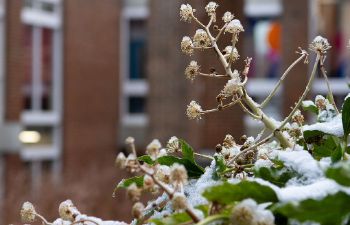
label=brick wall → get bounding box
[63,0,120,173]
[5,0,24,121]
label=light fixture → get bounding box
[18,131,41,144]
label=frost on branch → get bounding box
[20,2,350,225]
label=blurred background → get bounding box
[0,0,349,224]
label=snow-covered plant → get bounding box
[20,2,350,225]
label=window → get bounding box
[20,0,63,169]
[244,0,283,135]
[120,6,149,127]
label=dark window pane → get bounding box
[128,97,146,114]
[129,19,147,80]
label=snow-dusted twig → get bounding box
[319,55,339,114]
[260,48,309,109]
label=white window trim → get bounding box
[20,0,63,162]
[120,6,149,127]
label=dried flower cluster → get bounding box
[19,2,350,225]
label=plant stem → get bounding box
[279,53,321,129]
[195,214,229,225]
[260,51,307,108]
[194,152,214,160]
[319,55,339,114]
[200,24,293,148]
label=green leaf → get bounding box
[138,155,155,165]
[179,139,195,162]
[326,161,350,186]
[117,176,144,189]
[342,96,350,137]
[302,100,318,114]
[195,205,209,218]
[303,130,325,144]
[150,212,191,225]
[213,155,227,180]
[274,192,350,225]
[313,136,338,159]
[254,167,296,187]
[331,145,343,163]
[202,181,278,205]
[157,156,204,178]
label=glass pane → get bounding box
[129,19,147,80]
[42,28,53,111]
[128,96,146,114]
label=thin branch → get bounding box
[34,213,52,225]
[238,100,261,120]
[279,53,321,129]
[192,15,206,29]
[199,72,230,78]
[215,23,228,41]
[193,46,214,50]
[195,214,229,225]
[71,219,99,225]
[194,152,214,160]
[319,55,339,114]
[206,15,215,29]
[201,99,240,115]
[227,34,238,69]
[139,165,200,223]
[260,49,308,108]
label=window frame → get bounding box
[20,0,63,162]
[120,6,149,127]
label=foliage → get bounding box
[19,2,350,225]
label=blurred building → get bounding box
[0,0,349,224]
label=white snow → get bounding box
[302,100,316,108]
[277,147,323,184]
[303,115,344,137]
[185,160,221,206]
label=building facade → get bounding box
[0,0,349,224]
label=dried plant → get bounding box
[19,2,350,225]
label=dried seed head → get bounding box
[186,101,202,120]
[215,144,222,153]
[143,175,154,190]
[222,71,241,97]
[222,11,234,23]
[20,202,36,223]
[231,199,257,225]
[181,36,194,56]
[223,134,236,148]
[172,193,188,210]
[127,183,142,202]
[170,163,188,184]
[59,200,80,222]
[180,4,194,22]
[132,202,145,219]
[291,109,304,125]
[193,29,211,48]
[166,136,181,153]
[205,2,219,19]
[309,36,331,54]
[115,152,126,169]
[223,46,240,62]
[125,137,135,145]
[315,95,327,110]
[155,165,171,183]
[225,19,244,34]
[146,139,162,160]
[185,61,200,81]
